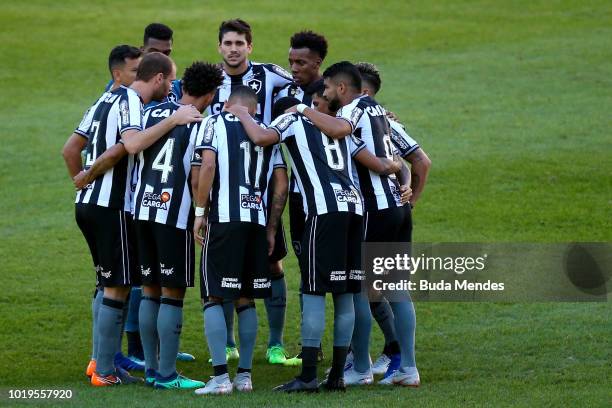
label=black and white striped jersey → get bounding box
[194,112,282,226]
[206,61,294,125]
[270,113,366,217]
[75,85,142,211]
[132,101,200,230]
[337,95,401,211]
[276,80,320,194]
[388,119,420,158]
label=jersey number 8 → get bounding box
[322,135,345,171]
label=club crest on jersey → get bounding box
[240,194,262,210]
[247,79,262,94]
[142,191,171,210]
[119,99,130,126]
[334,188,360,204]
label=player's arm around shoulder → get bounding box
[224,104,280,146]
[294,103,353,139]
[122,104,202,154]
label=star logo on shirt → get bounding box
[247,79,262,94]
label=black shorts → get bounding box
[299,212,363,295]
[268,220,288,263]
[75,204,138,287]
[134,220,195,288]
[363,205,412,296]
[201,222,271,300]
[363,206,406,242]
[288,192,306,258]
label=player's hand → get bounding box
[193,215,208,246]
[73,170,90,190]
[387,111,401,122]
[399,184,412,205]
[390,154,403,173]
[266,227,276,256]
[223,103,249,118]
[285,105,298,114]
[173,104,203,125]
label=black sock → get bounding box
[298,346,319,383]
[383,341,400,356]
[213,364,228,377]
[237,367,251,374]
[328,346,349,382]
[126,331,143,357]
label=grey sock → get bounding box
[237,303,258,370]
[301,294,326,347]
[96,298,125,376]
[370,298,398,346]
[157,297,183,377]
[390,294,416,368]
[91,289,103,360]
[204,302,227,366]
[264,275,286,347]
[352,292,372,373]
[222,300,236,347]
[332,293,355,347]
[139,296,160,372]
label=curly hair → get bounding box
[182,62,224,97]
[290,30,328,60]
[355,62,381,94]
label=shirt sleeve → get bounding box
[272,145,287,168]
[269,113,298,143]
[188,122,202,166]
[337,99,364,133]
[274,83,302,102]
[194,116,218,153]
[75,106,96,138]
[118,91,143,134]
[347,134,367,157]
[389,120,420,157]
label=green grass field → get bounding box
[0,0,610,406]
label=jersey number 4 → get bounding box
[152,138,175,183]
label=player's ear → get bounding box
[246,42,253,54]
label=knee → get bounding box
[269,260,283,276]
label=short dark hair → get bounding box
[228,85,258,104]
[144,23,173,44]
[310,78,325,97]
[218,19,252,44]
[136,52,173,82]
[272,97,300,120]
[108,45,141,76]
[290,30,328,60]
[355,62,382,94]
[181,62,224,97]
[323,61,362,91]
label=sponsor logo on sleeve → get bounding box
[274,114,298,133]
[203,117,216,144]
[119,99,130,127]
[349,107,364,127]
[271,64,292,79]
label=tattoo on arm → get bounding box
[267,187,288,234]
